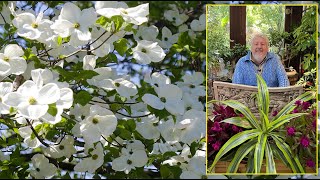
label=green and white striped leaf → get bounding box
[246,151,254,173]
[227,138,257,173]
[254,133,267,173]
[259,110,269,132]
[265,141,276,173]
[221,117,252,129]
[219,100,261,130]
[267,113,307,132]
[272,91,314,121]
[208,129,261,172]
[256,75,269,116]
[271,134,305,173]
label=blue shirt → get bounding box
[232,51,290,87]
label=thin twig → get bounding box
[25,119,49,147]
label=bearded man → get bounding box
[232,32,289,87]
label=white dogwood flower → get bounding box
[18,121,42,148]
[3,80,60,119]
[180,156,206,179]
[74,143,104,173]
[176,109,205,144]
[136,115,160,140]
[80,105,117,144]
[142,84,184,115]
[164,8,188,26]
[157,26,179,49]
[51,2,97,47]
[99,78,138,99]
[112,147,148,174]
[30,154,57,179]
[96,3,149,25]
[190,14,206,32]
[43,135,76,159]
[0,82,13,114]
[132,40,166,64]
[0,44,27,76]
[83,55,97,70]
[12,11,53,40]
[134,25,159,41]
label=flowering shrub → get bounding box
[278,100,317,170]
[0,1,206,179]
[207,104,243,161]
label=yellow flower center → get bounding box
[74,23,80,29]
[3,57,9,62]
[92,118,99,124]
[121,9,128,15]
[114,82,120,87]
[31,22,38,28]
[160,97,166,103]
[92,154,98,160]
[141,48,147,53]
[29,97,37,105]
[59,145,65,150]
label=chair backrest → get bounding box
[211,81,305,118]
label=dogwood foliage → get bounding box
[0,1,206,179]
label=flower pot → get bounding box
[211,160,316,174]
[285,68,298,85]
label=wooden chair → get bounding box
[210,81,304,118]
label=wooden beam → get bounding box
[284,6,303,77]
[230,6,246,48]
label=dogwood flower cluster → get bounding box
[0,1,206,179]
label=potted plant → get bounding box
[207,74,315,174]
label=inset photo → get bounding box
[206,3,318,175]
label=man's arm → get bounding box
[276,58,290,87]
[232,60,243,84]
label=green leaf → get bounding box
[218,100,261,130]
[271,135,304,173]
[47,103,58,117]
[265,141,276,173]
[227,138,257,173]
[254,133,267,173]
[267,113,307,132]
[221,117,252,129]
[272,91,314,121]
[256,74,269,117]
[114,38,129,56]
[208,129,261,173]
[74,91,92,106]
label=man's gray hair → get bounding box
[250,32,269,47]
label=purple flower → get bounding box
[302,101,311,110]
[211,122,222,132]
[306,159,315,167]
[294,100,302,106]
[292,108,299,114]
[286,127,295,136]
[232,125,239,132]
[272,110,278,116]
[311,109,316,117]
[300,136,310,148]
[212,141,221,151]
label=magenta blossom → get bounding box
[300,136,310,148]
[272,110,278,116]
[286,127,295,136]
[292,108,299,114]
[311,109,316,117]
[302,101,311,110]
[212,141,221,151]
[294,100,302,106]
[232,125,239,132]
[211,122,222,132]
[306,159,315,167]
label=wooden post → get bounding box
[230,6,247,49]
[284,6,303,76]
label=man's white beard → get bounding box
[252,53,266,64]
